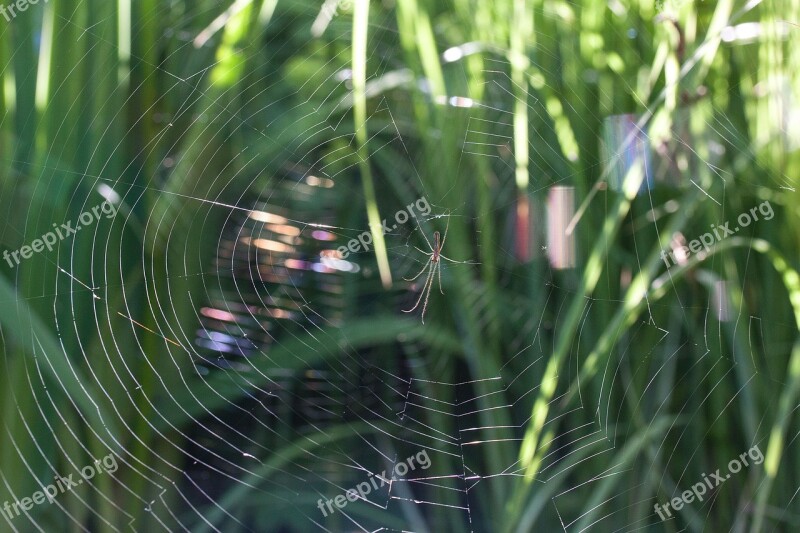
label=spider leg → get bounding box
[419,267,435,324]
[402,262,435,314]
[403,257,432,282]
[401,279,427,314]
[413,246,430,256]
[436,260,444,295]
[417,222,435,252]
[439,211,451,250]
[438,254,480,264]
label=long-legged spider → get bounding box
[402,215,461,324]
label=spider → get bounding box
[402,215,460,324]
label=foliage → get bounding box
[0,0,798,531]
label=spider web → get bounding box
[0,1,796,532]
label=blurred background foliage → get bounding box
[0,0,799,531]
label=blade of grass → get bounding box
[352,0,391,288]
